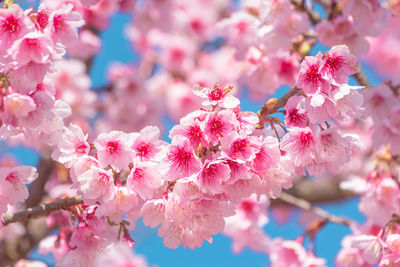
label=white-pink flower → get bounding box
[164,136,201,180]
[46,3,85,45]
[351,234,385,264]
[280,127,319,167]
[94,131,134,171]
[196,160,231,194]
[193,84,240,109]
[320,45,357,84]
[0,166,38,215]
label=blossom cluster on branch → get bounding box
[0,0,400,266]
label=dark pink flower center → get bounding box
[235,21,248,34]
[97,172,109,184]
[75,142,88,154]
[371,94,384,107]
[204,164,217,175]
[190,19,204,33]
[280,60,295,75]
[239,199,256,215]
[24,38,40,47]
[288,109,307,126]
[1,16,20,34]
[136,142,153,157]
[298,132,314,147]
[132,168,145,180]
[170,48,185,60]
[324,55,344,73]
[5,173,18,185]
[232,139,248,154]
[53,15,64,31]
[169,147,192,170]
[106,141,121,154]
[305,64,322,83]
[210,119,224,136]
[36,12,49,30]
[208,88,224,101]
[189,125,202,142]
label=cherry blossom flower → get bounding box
[94,131,134,171]
[46,3,85,45]
[163,136,201,180]
[351,234,385,264]
[297,54,331,95]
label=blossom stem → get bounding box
[2,196,83,226]
[279,192,353,226]
[258,86,300,122]
[290,0,321,24]
[353,65,372,88]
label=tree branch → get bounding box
[278,192,353,226]
[2,197,83,226]
[25,153,55,208]
[291,0,321,24]
[280,177,354,204]
[258,86,300,123]
[353,65,372,88]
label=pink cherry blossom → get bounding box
[381,233,400,265]
[284,95,309,128]
[0,166,38,215]
[193,84,240,109]
[163,136,201,180]
[320,45,357,84]
[10,31,64,66]
[196,160,231,194]
[52,124,90,167]
[46,3,85,45]
[0,4,34,49]
[127,161,164,200]
[169,113,209,150]
[220,133,260,162]
[75,167,114,204]
[280,127,319,167]
[94,131,134,171]
[130,126,167,161]
[204,109,238,145]
[351,234,385,264]
[297,54,331,95]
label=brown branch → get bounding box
[279,192,353,226]
[292,0,371,88]
[353,65,372,88]
[257,87,300,125]
[291,0,321,24]
[0,218,54,266]
[2,196,83,226]
[25,153,55,208]
[280,177,354,204]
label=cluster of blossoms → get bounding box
[316,0,391,55]
[0,2,85,142]
[281,45,363,176]
[51,84,294,256]
[216,0,308,99]
[363,83,400,155]
[46,62,362,264]
[2,0,400,266]
[337,166,400,266]
[365,16,400,85]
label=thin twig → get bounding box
[291,0,321,24]
[2,196,83,226]
[279,192,353,226]
[353,65,372,88]
[258,87,300,123]
[25,153,55,208]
